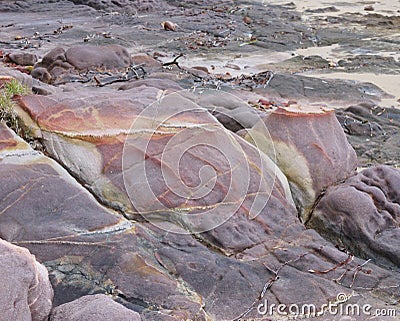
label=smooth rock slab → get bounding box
[245,104,358,221]
[49,294,141,321]
[0,123,207,321]
[0,238,53,321]
[15,87,295,233]
[308,165,400,271]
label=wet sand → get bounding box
[172,0,400,108]
[301,71,399,107]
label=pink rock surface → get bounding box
[65,45,132,70]
[0,238,53,321]
[49,294,141,321]
[309,165,400,270]
[245,105,358,221]
[4,79,400,320]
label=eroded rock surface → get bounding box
[336,103,400,167]
[31,45,132,84]
[0,0,400,319]
[49,294,141,321]
[70,0,171,13]
[3,88,398,320]
[0,237,53,321]
[0,122,209,320]
[308,165,400,271]
[245,104,358,221]
[14,87,293,225]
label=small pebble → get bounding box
[161,21,177,31]
[243,16,252,24]
[225,63,241,70]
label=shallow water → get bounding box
[265,0,400,107]
[172,50,293,76]
[261,0,400,17]
[301,71,400,107]
[296,42,400,63]
[175,0,400,107]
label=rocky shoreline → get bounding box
[0,1,399,320]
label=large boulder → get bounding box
[49,294,141,321]
[31,45,132,84]
[15,87,294,227]
[65,45,132,70]
[308,165,400,271]
[244,104,358,221]
[0,238,53,321]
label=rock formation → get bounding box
[244,104,358,221]
[0,238,53,321]
[1,2,399,315]
[308,165,400,271]
[49,294,141,321]
[31,45,132,84]
[0,82,396,320]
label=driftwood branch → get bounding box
[162,53,183,68]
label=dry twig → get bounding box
[308,252,354,275]
[162,53,184,69]
[234,252,309,320]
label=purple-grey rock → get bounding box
[49,294,141,321]
[336,103,400,167]
[9,52,38,66]
[0,122,207,321]
[31,45,132,84]
[9,89,400,320]
[31,67,52,83]
[65,45,132,70]
[69,0,170,13]
[245,105,358,221]
[308,165,400,270]
[0,238,53,321]
[39,47,66,67]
